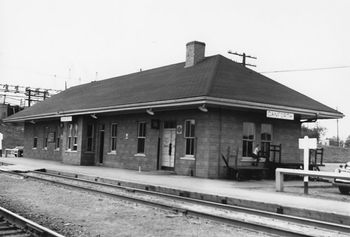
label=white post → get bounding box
[303,146,309,194]
[275,169,284,192]
[298,136,317,194]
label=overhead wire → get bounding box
[260,65,350,74]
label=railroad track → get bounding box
[0,205,64,237]
[1,169,349,237]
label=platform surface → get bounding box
[0,157,349,219]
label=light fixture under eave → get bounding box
[146,108,154,116]
[30,120,36,124]
[198,104,208,112]
[90,114,98,119]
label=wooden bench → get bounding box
[222,152,269,180]
[275,168,350,192]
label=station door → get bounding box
[161,128,176,169]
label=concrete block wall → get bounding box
[273,119,301,163]
[1,122,24,153]
[61,117,83,165]
[207,109,302,178]
[96,110,210,175]
[99,113,159,171]
[194,112,221,178]
[23,121,61,161]
[20,107,302,179]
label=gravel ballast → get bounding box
[0,173,275,237]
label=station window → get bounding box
[137,122,146,154]
[242,122,255,157]
[261,124,272,157]
[55,126,60,150]
[33,126,38,148]
[55,133,60,149]
[110,123,117,151]
[67,124,73,150]
[33,137,38,148]
[73,123,78,151]
[67,123,78,151]
[87,124,94,152]
[184,120,195,156]
[43,127,48,149]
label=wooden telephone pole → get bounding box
[228,50,257,67]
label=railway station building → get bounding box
[4,41,343,178]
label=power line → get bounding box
[260,65,350,74]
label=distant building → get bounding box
[4,41,343,178]
[0,104,24,120]
[319,138,330,146]
[0,104,24,154]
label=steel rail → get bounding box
[19,171,310,237]
[31,170,350,233]
[2,170,347,237]
[0,206,64,237]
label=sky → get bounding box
[0,0,349,140]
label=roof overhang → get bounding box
[4,96,344,122]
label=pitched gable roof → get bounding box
[4,55,343,122]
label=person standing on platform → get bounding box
[251,144,260,166]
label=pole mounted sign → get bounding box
[299,136,317,194]
[266,110,294,120]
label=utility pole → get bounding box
[26,88,32,107]
[228,50,257,67]
[0,84,61,108]
[25,88,52,107]
[336,107,340,147]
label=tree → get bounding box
[328,136,344,147]
[345,135,350,148]
[301,124,327,142]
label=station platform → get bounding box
[0,157,349,225]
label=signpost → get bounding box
[298,136,317,194]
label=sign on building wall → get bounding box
[266,110,294,120]
[176,125,183,134]
[47,132,55,143]
[60,116,72,122]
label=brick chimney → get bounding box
[185,41,206,68]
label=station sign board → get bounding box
[60,116,72,122]
[266,110,294,120]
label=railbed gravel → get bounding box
[0,173,276,237]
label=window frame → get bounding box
[67,123,73,150]
[33,137,38,149]
[184,119,196,157]
[43,127,48,149]
[260,124,273,157]
[137,122,146,154]
[242,122,255,157]
[110,123,118,152]
[67,123,78,151]
[72,123,78,151]
[33,126,38,149]
[55,125,60,150]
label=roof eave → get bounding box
[3,96,343,122]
